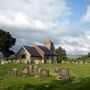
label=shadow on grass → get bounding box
[5,77,90,90]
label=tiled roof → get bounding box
[37,45,56,56]
[24,46,41,57]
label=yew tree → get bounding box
[0,29,16,59]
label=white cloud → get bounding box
[81,5,90,23]
[0,0,90,55]
[0,12,30,28]
[0,0,71,31]
[60,31,90,54]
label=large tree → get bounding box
[55,47,67,63]
[0,29,16,59]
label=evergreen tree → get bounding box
[0,29,16,59]
[56,47,67,63]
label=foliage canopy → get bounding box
[55,47,67,63]
[0,29,16,59]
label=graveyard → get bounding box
[0,62,90,90]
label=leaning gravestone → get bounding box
[55,68,70,80]
[8,68,18,76]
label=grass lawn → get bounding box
[0,63,90,90]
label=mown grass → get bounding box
[0,63,90,90]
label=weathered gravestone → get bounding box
[22,67,30,77]
[79,61,83,64]
[0,61,5,65]
[28,65,34,71]
[55,68,70,80]
[85,62,88,64]
[8,68,18,76]
[33,65,38,71]
[72,61,74,64]
[15,60,20,64]
[37,68,49,78]
[75,61,78,64]
[61,60,65,64]
[8,60,12,63]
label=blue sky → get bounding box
[0,0,90,54]
[68,0,86,22]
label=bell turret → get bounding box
[44,39,55,52]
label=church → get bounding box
[15,40,57,64]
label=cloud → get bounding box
[0,0,90,55]
[60,31,90,54]
[81,5,90,23]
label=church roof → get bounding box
[24,46,41,57]
[37,45,56,56]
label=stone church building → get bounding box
[16,40,57,64]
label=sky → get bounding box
[0,0,90,55]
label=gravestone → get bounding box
[33,65,38,71]
[28,65,33,71]
[24,60,28,64]
[0,61,5,65]
[37,68,49,78]
[61,60,65,64]
[72,61,74,64]
[85,62,88,64]
[8,68,18,76]
[79,61,83,64]
[13,60,15,63]
[22,67,30,77]
[75,61,78,64]
[15,60,20,64]
[4,61,8,64]
[55,68,70,80]
[8,60,11,63]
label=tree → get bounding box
[0,29,16,59]
[55,47,67,63]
